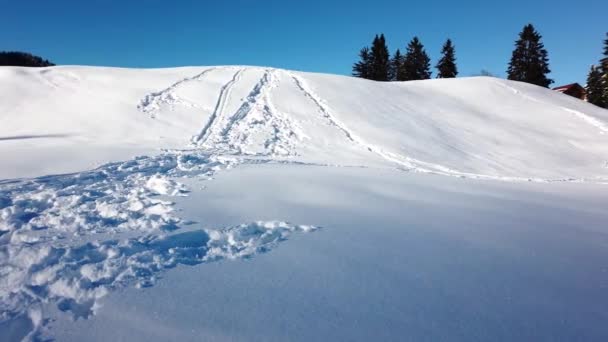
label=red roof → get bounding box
[553,83,583,91]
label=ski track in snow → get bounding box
[289,72,480,176]
[562,107,608,134]
[289,73,425,170]
[288,73,596,183]
[0,68,320,338]
[195,69,305,157]
[497,80,608,134]
[137,67,216,117]
[194,68,245,145]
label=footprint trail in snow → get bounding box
[0,68,320,337]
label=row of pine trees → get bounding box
[353,35,456,81]
[585,34,608,109]
[353,25,608,109]
[352,24,550,85]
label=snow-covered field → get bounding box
[1,66,608,341]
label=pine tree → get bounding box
[389,49,404,81]
[602,32,608,70]
[507,24,553,87]
[435,39,458,78]
[370,34,390,81]
[352,34,390,81]
[352,47,371,79]
[586,65,605,108]
[602,33,608,106]
[402,37,431,81]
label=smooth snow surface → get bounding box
[1,65,608,341]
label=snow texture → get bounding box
[1,220,316,339]
[1,65,608,340]
[0,146,317,338]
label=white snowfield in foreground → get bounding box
[1,65,608,341]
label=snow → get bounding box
[2,66,608,180]
[1,65,608,341]
[44,165,608,341]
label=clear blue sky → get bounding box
[1,0,605,85]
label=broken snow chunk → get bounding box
[145,175,187,196]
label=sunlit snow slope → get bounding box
[2,66,608,341]
[1,65,608,181]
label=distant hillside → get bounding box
[0,51,54,67]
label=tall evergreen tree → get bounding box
[402,37,431,81]
[352,47,371,79]
[602,32,608,70]
[389,49,404,81]
[602,33,608,106]
[435,39,458,78]
[507,24,553,87]
[369,34,390,81]
[586,65,606,108]
[352,34,390,81]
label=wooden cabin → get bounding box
[552,83,586,100]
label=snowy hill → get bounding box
[2,66,608,341]
[1,66,608,180]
